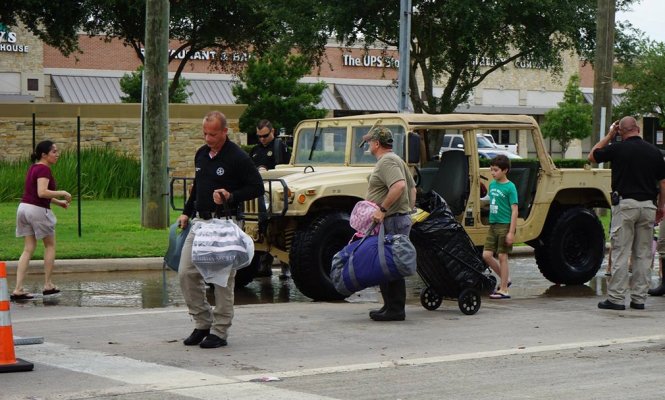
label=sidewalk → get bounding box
[3,246,539,275]
[5,245,540,274]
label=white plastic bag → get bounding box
[191,219,255,287]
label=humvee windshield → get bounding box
[293,124,406,165]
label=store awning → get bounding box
[582,93,624,107]
[51,74,340,110]
[335,84,411,112]
[52,75,123,103]
[186,80,235,104]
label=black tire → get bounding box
[420,286,443,311]
[534,207,604,284]
[289,212,354,301]
[234,252,267,288]
[458,288,481,315]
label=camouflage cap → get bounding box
[361,126,394,147]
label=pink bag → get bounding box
[350,200,380,235]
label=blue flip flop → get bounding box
[489,292,511,299]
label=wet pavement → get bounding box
[8,254,658,309]
[6,254,665,400]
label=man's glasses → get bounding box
[258,133,270,139]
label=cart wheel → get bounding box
[458,288,481,315]
[420,287,443,311]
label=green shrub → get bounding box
[478,158,589,168]
[0,147,141,202]
[551,158,589,168]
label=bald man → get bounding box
[589,116,665,310]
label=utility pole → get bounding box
[397,0,412,113]
[141,0,169,228]
[592,0,616,146]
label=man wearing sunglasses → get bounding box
[249,119,291,171]
[249,119,292,279]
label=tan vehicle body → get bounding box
[242,113,612,300]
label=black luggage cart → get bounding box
[410,192,496,315]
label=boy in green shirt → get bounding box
[483,155,518,299]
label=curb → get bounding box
[3,246,539,275]
[3,257,166,275]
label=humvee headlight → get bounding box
[297,194,307,204]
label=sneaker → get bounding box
[183,328,210,346]
[629,301,645,310]
[199,334,227,348]
[597,299,625,310]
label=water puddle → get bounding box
[8,256,651,309]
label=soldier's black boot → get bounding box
[369,282,388,318]
[370,279,406,321]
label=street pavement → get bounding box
[3,256,665,400]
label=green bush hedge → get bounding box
[478,158,589,168]
[0,147,140,202]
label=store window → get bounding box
[27,78,39,91]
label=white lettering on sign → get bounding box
[0,31,17,43]
[342,54,399,68]
[473,56,548,70]
[140,48,247,63]
[0,30,28,53]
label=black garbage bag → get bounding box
[414,190,460,232]
[411,191,493,296]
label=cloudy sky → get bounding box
[616,0,665,43]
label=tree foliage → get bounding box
[1,0,329,100]
[614,42,665,126]
[119,65,190,103]
[322,0,640,114]
[233,52,327,142]
[0,1,85,56]
[541,75,593,155]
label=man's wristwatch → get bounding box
[379,205,387,213]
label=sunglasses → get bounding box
[258,133,270,139]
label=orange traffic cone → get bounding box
[0,261,34,373]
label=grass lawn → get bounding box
[0,199,180,261]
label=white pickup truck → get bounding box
[439,133,521,159]
[482,134,518,154]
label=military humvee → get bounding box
[240,113,611,301]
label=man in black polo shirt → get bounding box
[177,111,263,348]
[590,116,665,310]
[249,119,291,171]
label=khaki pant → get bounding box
[608,198,656,305]
[178,218,237,339]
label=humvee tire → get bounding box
[534,207,605,284]
[289,212,354,301]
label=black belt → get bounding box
[387,212,411,218]
[196,211,214,220]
